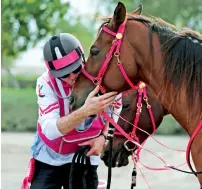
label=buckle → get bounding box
[124,140,137,152]
[93,78,100,85]
[114,52,121,64]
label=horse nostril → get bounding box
[69,96,75,106]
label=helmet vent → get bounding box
[55,47,63,59]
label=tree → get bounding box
[2,0,94,87]
[2,0,69,59]
[101,0,202,32]
[2,0,69,87]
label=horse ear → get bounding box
[110,2,126,31]
[130,4,143,15]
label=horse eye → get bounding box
[90,47,100,56]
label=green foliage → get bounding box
[156,115,186,135]
[2,74,38,88]
[1,88,37,131]
[2,0,201,66]
[2,0,95,70]
[104,0,202,32]
[2,0,69,59]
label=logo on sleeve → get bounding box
[38,85,45,98]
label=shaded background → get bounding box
[1,0,202,133]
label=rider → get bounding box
[21,33,122,189]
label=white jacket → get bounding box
[31,71,122,166]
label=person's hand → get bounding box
[82,85,117,116]
[79,135,106,156]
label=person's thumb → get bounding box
[87,85,100,98]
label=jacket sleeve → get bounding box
[36,76,63,140]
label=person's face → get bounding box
[59,65,82,86]
[61,72,80,86]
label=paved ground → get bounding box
[1,133,199,189]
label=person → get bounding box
[21,33,122,189]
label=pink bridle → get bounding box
[81,19,140,94]
[81,19,148,144]
[114,83,157,153]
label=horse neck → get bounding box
[133,36,201,136]
[142,74,200,136]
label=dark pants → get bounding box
[30,160,98,189]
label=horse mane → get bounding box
[97,14,202,111]
[132,16,202,111]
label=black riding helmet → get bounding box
[43,33,85,78]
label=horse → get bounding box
[101,85,168,168]
[70,2,202,187]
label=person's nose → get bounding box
[69,73,76,80]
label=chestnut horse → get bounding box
[70,2,202,187]
[101,86,168,167]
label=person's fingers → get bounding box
[97,92,117,101]
[101,96,116,107]
[103,100,117,109]
[87,85,100,98]
[86,148,96,156]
